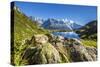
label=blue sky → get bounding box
[14,1,97,25]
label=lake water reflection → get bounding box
[52,32,80,39]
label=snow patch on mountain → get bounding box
[29,17,82,30]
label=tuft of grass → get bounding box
[81,39,97,47]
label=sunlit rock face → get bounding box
[21,34,62,64]
[30,34,49,46]
[22,43,62,64]
[34,34,48,44]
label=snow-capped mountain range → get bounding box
[31,17,82,31]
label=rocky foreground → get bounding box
[20,34,97,65]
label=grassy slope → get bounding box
[76,20,97,39]
[14,10,49,41]
[76,20,97,48]
[81,39,97,47]
[12,9,49,65]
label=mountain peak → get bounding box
[42,18,82,30]
[29,16,82,30]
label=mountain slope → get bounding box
[11,6,49,65]
[70,22,82,29]
[76,20,97,39]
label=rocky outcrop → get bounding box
[21,34,62,65]
[65,39,97,62]
[86,46,97,61]
[51,36,69,63]
[22,43,61,64]
[21,34,97,65]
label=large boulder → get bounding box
[22,43,61,64]
[54,42,69,63]
[66,38,97,62]
[21,34,62,65]
[86,46,97,61]
[49,35,69,63]
[34,34,48,44]
[29,34,49,46]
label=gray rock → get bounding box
[22,43,61,64]
[21,34,97,65]
[66,39,97,62]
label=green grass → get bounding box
[81,39,97,47]
[11,8,49,65]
